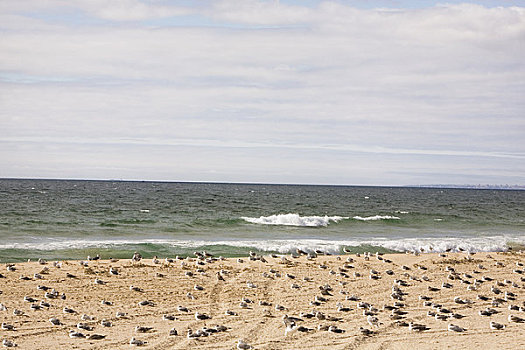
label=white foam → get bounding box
[353,215,400,221]
[1,235,524,254]
[241,213,349,227]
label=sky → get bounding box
[1,0,524,186]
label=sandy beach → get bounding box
[1,251,525,349]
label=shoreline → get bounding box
[1,251,525,349]
[1,241,523,264]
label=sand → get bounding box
[1,251,525,349]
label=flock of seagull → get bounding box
[0,248,524,348]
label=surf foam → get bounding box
[353,215,400,221]
[1,235,523,254]
[241,213,349,227]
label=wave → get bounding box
[353,215,400,221]
[1,235,523,257]
[241,213,349,227]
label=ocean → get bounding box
[0,179,524,262]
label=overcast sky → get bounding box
[1,0,524,186]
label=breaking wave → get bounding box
[241,213,349,227]
[353,215,400,221]
[0,235,522,261]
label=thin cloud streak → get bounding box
[2,137,524,160]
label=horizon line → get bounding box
[1,177,523,190]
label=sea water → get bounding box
[0,179,523,262]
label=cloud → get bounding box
[0,1,524,184]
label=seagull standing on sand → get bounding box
[509,315,525,323]
[87,334,106,340]
[2,339,17,347]
[132,252,142,263]
[367,315,381,328]
[195,312,211,320]
[69,330,86,338]
[490,321,505,330]
[409,322,429,331]
[49,317,62,325]
[1,323,15,331]
[130,337,147,346]
[237,339,253,349]
[448,324,466,332]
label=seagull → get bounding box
[77,323,93,331]
[63,307,76,314]
[359,327,374,336]
[284,321,312,336]
[236,339,253,349]
[87,334,106,340]
[409,322,430,332]
[49,317,62,325]
[81,314,95,321]
[490,321,506,330]
[2,340,17,348]
[135,326,154,333]
[100,319,112,327]
[44,291,58,299]
[509,315,525,323]
[24,296,38,303]
[69,330,86,338]
[12,309,24,316]
[479,308,498,317]
[435,314,449,321]
[169,328,178,336]
[336,302,352,312]
[132,252,142,263]
[328,325,345,333]
[448,324,466,332]
[367,315,381,328]
[284,322,297,336]
[282,315,303,325]
[87,254,100,261]
[195,312,211,320]
[130,337,147,346]
[1,323,15,331]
